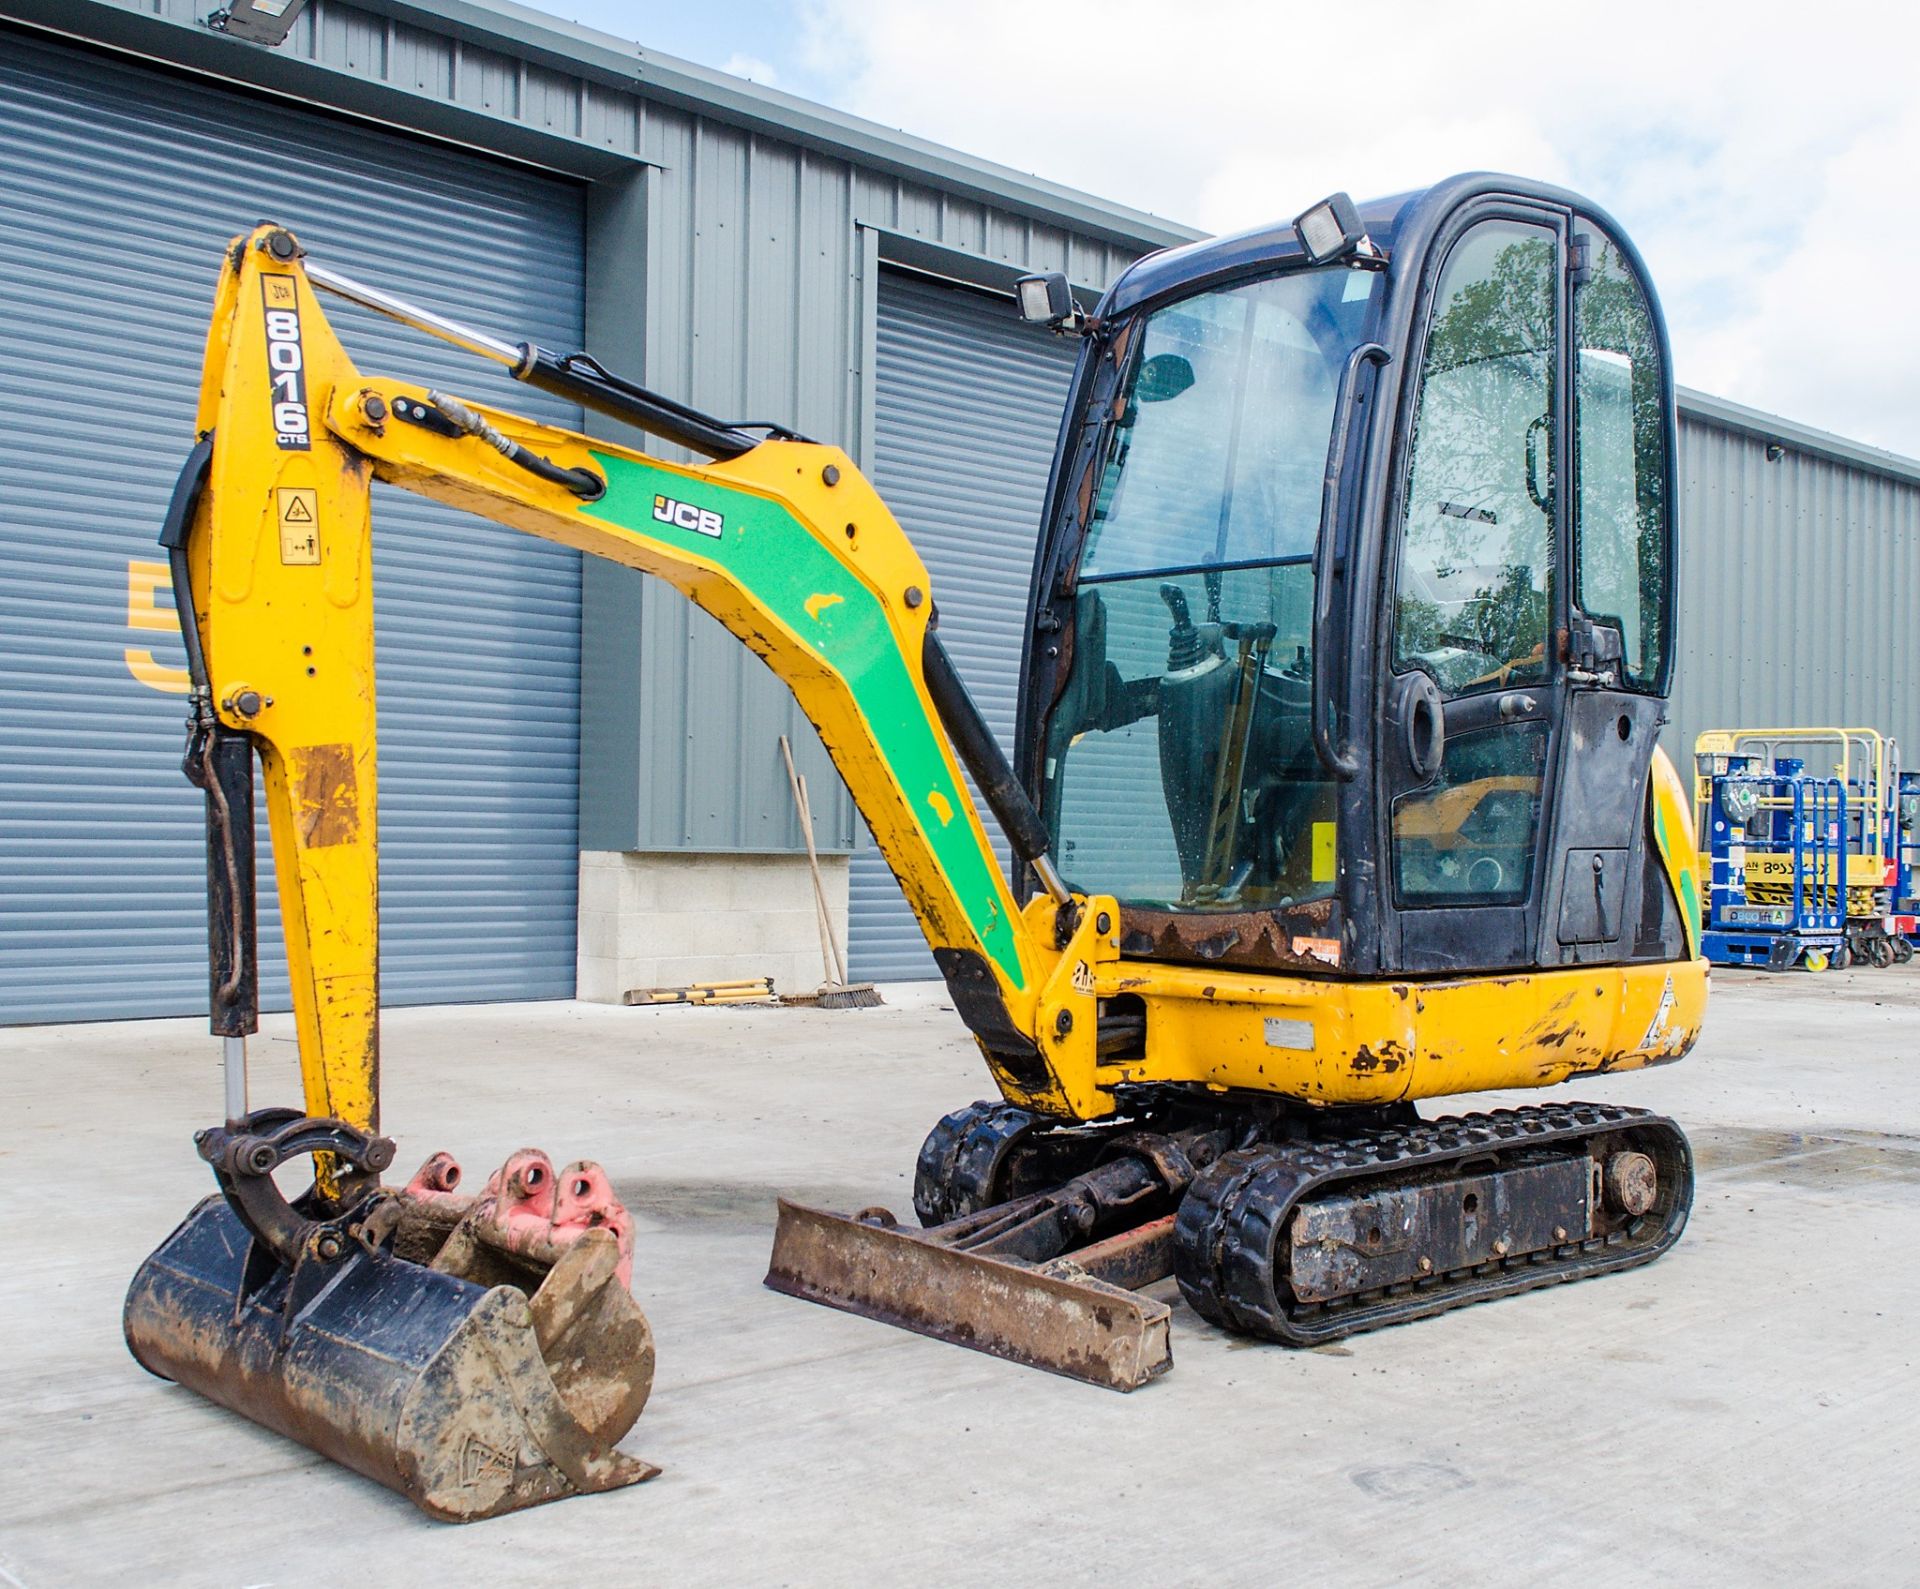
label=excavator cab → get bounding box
[1022,176,1688,983]
[775,177,1702,1375]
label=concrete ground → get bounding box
[2,968,1916,1587]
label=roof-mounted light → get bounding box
[1292,192,1369,265]
[1014,271,1090,336]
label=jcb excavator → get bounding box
[125,174,1706,1521]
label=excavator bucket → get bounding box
[125,1121,657,1522]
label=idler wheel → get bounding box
[1603,1150,1658,1217]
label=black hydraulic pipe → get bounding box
[200,728,258,1036]
[421,389,604,500]
[157,435,258,1035]
[922,628,1054,869]
[158,437,214,692]
[514,346,763,461]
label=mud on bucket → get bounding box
[124,1113,657,1521]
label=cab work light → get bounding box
[1293,192,1366,264]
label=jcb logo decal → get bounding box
[652,494,724,538]
[262,275,310,451]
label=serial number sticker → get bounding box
[262,274,310,452]
[277,486,319,564]
[1264,1017,1314,1051]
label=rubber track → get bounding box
[1173,1101,1693,1345]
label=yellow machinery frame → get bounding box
[185,227,1707,1135]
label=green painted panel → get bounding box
[581,452,1028,989]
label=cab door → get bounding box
[1378,205,1570,973]
[1377,202,1677,974]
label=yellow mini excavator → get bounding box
[126,174,1707,1520]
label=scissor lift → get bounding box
[1892,770,1920,960]
[1695,727,1911,967]
[1701,757,1848,971]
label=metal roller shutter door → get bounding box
[849,271,1078,981]
[0,34,585,1022]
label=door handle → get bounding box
[1524,413,1552,513]
[1312,341,1391,781]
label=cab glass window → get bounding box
[1042,266,1380,908]
[1393,722,1547,904]
[1574,229,1668,690]
[1392,221,1557,696]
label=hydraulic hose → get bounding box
[426,390,606,500]
[922,626,1070,905]
[155,435,253,1022]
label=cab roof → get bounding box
[1099,173,1617,317]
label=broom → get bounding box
[779,735,882,1009]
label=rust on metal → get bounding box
[1117,896,1344,975]
[1287,1156,1593,1304]
[1603,1150,1658,1215]
[765,1199,1172,1391]
[290,742,360,848]
[1350,1041,1410,1075]
[1051,1213,1175,1290]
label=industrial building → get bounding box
[2,0,1916,1023]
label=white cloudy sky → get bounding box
[521,0,1920,456]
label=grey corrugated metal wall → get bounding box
[847,272,1079,980]
[14,0,1164,866]
[0,33,585,1021]
[1667,407,1920,771]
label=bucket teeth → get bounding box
[764,1199,1173,1391]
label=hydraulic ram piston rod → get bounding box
[305,257,758,459]
[305,262,523,368]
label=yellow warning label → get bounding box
[1311,820,1336,883]
[277,486,320,564]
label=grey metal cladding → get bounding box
[10,0,1158,864]
[588,102,1140,855]
[1666,409,1920,772]
[848,271,1078,982]
[0,33,585,1021]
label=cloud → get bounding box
[797,0,1920,453]
[720,52,780,85]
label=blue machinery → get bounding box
[1696,728,1918,968]
[1897,771,1920,937]
[1701,756,1849,971]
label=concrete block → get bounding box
[576,851,851,999]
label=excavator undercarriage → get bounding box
[772,1094,1692,1387]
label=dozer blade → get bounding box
[126,1126,657,1522]
[765,1200,1173,1391]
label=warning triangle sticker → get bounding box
[284,496,314,522]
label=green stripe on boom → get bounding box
[581,452,1027,990]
